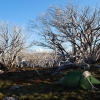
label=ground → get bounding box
[0,66,100,100]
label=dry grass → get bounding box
[0,66,100,100]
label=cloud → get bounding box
[33,48,52,53]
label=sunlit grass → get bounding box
[0,66,100,99]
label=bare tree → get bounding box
[0,21,34,68]
[30,3,100,63]
[29,14,68,55]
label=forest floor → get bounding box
[0,66,100,100]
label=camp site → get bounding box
[0,0,100,100]
[1,64,100,100]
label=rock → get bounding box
[3,97,15,100]
[0,70,4,74]
[94,64,100,68]
[10,86,19,90]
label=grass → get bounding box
[0,66,100,100]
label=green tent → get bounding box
[57,71,100,89]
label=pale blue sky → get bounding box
[0,0,100,52]
[0,0,64,25]
[0,0,100,25]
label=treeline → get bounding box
[0,3,100,70]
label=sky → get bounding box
[0,0,100,52]
[0,0,100,25]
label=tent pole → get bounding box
[86,77,98,90]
